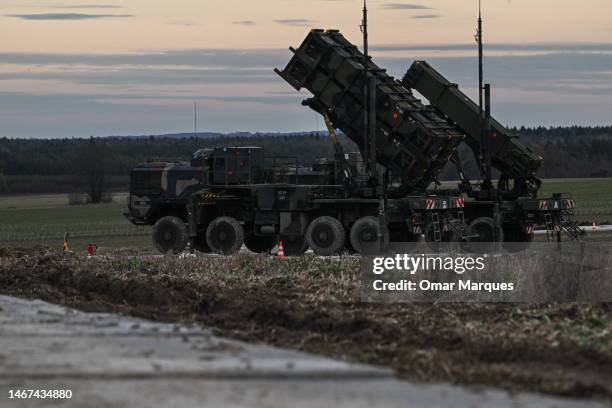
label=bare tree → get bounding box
[75,137,116,204]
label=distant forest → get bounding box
[0,125,611,195]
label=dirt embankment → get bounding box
[1,248,611,400]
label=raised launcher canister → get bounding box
[403,60,543,190]
[275,29,465,196]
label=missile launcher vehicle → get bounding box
[275,29,582,247]
[402,60,583,242]
[126,29,582,256]
[168,29,474,256]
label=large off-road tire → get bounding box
[306,216,345,256]
[152,216,189,254]
[279,235,309,256]
[463,217,503,253]
[502,225,534,253]
[244,235,277,254]
[350,216,390,255]
[206,216,244,255]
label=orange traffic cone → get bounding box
[276,241,285,258]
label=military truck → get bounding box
[127,146,341,253]
[126,144,467,255]
[126,29,581,255]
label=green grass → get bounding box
[539,178,612,224]
[0,193,128,210]
[436,178,612,224]
[0,193,150,251]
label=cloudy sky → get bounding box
[1,0,611,138]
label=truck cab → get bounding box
[126,147,266,226]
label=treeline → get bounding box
[509,125,612,138]
[438,130,612,180]
[0,127,611,195]
[0,133,342,195]
[0,133,338,177]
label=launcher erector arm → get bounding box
[402,60,543,191]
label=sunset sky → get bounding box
[1,0,611,137]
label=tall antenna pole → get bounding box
[477,0,483,117]
[476,0,493,189]
[361,0,370,176]
[363,0,368,60]
[194,102,198,138]
[361,0,384,251]
[476,0,491,184]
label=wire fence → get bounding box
[0,225,150,245]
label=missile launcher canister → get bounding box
[275,29,465,194]
[403,60,543,181]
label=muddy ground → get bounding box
[1,247,611,401]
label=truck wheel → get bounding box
[350,216,389,255]
[280,235,308,256]
[306,216,345,256]
[464,217,503,253]
[206,217,245,255]
[152,216,189,254]
[244,235,277,254]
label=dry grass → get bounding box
[1,248,611,400]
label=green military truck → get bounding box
[126,145,467,255]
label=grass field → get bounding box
[436,177,612,224]
[0,193,151,252]
[539,178,612,224]
[0,177,610,251]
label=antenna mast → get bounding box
[194,102,198,138]
[477,0,483,117]
[476,0,492,187]
[361,0,385,251]
[361,0,371,176]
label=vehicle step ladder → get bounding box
[430,212,442,242]
[545,213,555,242]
